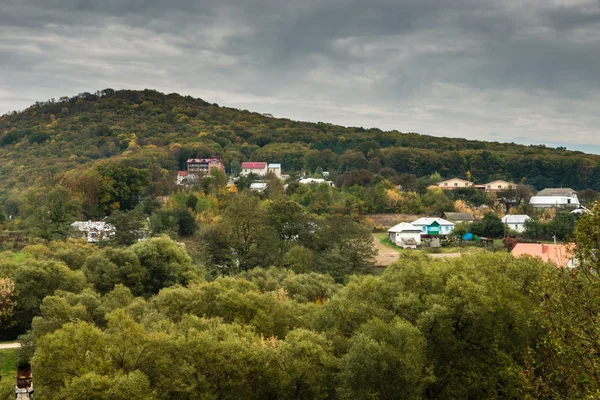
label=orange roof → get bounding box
[511,243,576,267]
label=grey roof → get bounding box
[388,223,422,233]
[401,238,418,245]
[537,188,577,196]
[443,212,475,221]
[501,215,532,224]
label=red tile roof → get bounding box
[242,162,267,169]
[511,243,576,267]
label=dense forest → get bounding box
[1,88,600,205]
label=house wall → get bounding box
[485,181,514,191]
[268,167,282,178]
[507,223,526,233]
[531,196,580,208]
[240,167,268,176]
[414,225,454,235]
[438,178,473,190]
[390,231,421,248]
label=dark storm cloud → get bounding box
[1,0,600,150]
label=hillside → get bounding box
[1,89,599,203]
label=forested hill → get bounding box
[1,88,599,200]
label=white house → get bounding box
[71,221,115,243]
[411,218,455,236]
[299,178,335,187]
[387,223,422,249]
[530,188,580,209]
[501,215,532,233]
[267,163,282,179]
[240,162,268,176]
[249,182,267,192]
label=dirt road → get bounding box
[372,237,463,266]
[0,342,21,350]
[373,238,401,266]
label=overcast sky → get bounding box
[2,0,600,152]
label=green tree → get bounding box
[338,318,432,400]
[471,213,504,238]
[106,210,145,246]
[273,329,337,400]
[97,162,150,214]
[22,185,81,240]
[219,193,277,270]
[129,236,200,295]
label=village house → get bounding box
[176,171,199,186]
[411,217,455,236]
[299,178,335,187]
[267,163,283,179]
[187,157,224,173]
[483,180,515,192]
[71,221,115,243]
[387,223,422,249]
[249,182,267,192]
[530,188,580,209]
[441,212,475,223]
[501,214,532,233]
[240,162,268,176]
[511,243,577,268]
[438,178,473,190]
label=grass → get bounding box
[373,232,480,255]
[0,348,17,379]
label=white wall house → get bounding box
[411,218,455,236]
[71,221,115,243]
[299,178,335,187]
[530,188,580,209]
[240,162,268,176]
[268,163,282,179]
[387,223,422,249]
[501,215,532,233]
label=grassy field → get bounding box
[0,348,17,379]
[373,232,481,255]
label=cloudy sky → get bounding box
[2,0,600,152]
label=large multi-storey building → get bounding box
[187,157,224,173]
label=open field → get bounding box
[0,347,17,379]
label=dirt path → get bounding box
[0,342,21,350]
[373,238,401,266]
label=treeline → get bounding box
[0,249,594,399]
[1,89,600,202]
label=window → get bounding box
[454,183,458,187]
[444,183,448,186]
[498,185,502,189]
[465,183,468,186]
[422,227,427,232]
[487,185,491,189]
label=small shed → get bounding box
[387,223,422,249]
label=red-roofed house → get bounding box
[240,162,268,176]
[187,157,224,173]
[511,243,577,268]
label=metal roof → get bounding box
[411,217,455,226]
[242,162,267,169]
[388,223,422,233]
